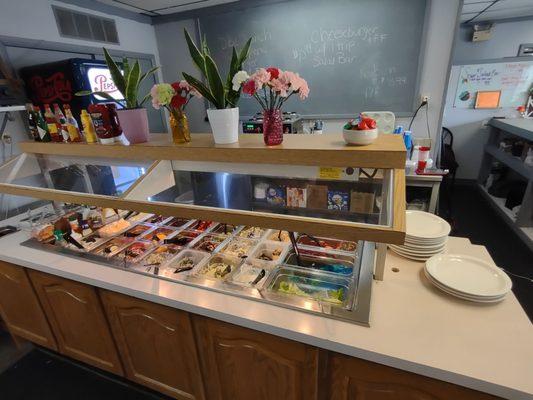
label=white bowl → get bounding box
[342,128,378,145]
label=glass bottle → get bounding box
[26,103,40,141]
[80,109,97,143]
[64,104,82,142]
[170,110,191,143]
[34,106,51,142]
[43,104,62,142]
[53,103,69,142]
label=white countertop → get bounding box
[0,229,531,399]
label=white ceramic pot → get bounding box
[116,108,149,144]
[207,107,239,144]
[342,128,378,146]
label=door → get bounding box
[325,352,500,400]
[0,262,57,350]
[192,315,319,400]
[100,290,205,400]
[27,270,123,375]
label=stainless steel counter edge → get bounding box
[0,231,531,400]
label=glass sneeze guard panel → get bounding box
[124,160,394,229]
[0,153,151,197]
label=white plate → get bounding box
[388,246,434,261]
[389,244,445,256]
[392,243,446,253]
[402,239,447,250]
[405,210,451,239]
[425,254,512,297]
[423,268,506,300]
[424,270,506,303]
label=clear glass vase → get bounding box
[170,111,190,144]
[263,109,283,146]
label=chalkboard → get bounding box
[199,0,427,118]
[454,61,533,108]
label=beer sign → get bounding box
[87,67,124,101]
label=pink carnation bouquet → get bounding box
[232,67,309,111]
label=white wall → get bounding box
[154,0,461,151]
[0,0,162,162]
[442,20,533,180]
[0,0,158,55]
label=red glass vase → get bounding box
[263,109,283,146]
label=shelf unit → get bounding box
[478,118,533,251]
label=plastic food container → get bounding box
[263,265,354,310]
[91,237,133,258]
[191,233,228,253]
[141,226,179,243]
[125,212,153,223]
[265,229,293,243]
[296,235,356,253]
[79,231,109,251]
[238,226,267,240]
[211,223,241,236]
[230,260,269,288]
[163,230,201,246]
[284,253,355,276]
[136,244,182,271]
[220,238,258,259]
[188,220,217,232]
[145,214,172,225]
[249,241,290,268]
[164,217,192,229]
[191,254,241,281]
[122,223,154,238]
[114,240,154,264]
[160,250,210,279]
[291,248,356,264]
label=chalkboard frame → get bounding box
[192,0,430,119]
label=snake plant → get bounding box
[182,29,252,109]
[76,48,159,109]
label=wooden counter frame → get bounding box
[1,135,407,244]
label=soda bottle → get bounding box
[64,104,82,142]
[80,109,97,143]
[53,103,70,142]
[26,103,40,141]
[43,104,62,142]
[33,106,52,142]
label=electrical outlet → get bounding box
[421,95,430,103]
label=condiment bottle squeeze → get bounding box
[80,110,97,143]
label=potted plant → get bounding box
[232,67,309,145]
[182,29,251,144]
[76,48,159,144]
[150,81,202,143]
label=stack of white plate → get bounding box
[389,210,451,261]
[424,254,512,303]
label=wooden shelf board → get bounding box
[485,145,533,181]
[18,133,406,169]
[478,185,533,250]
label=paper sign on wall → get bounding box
[454,61,533,109]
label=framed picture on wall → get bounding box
[474,90,501,109]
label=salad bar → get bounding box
[24,205,373,325]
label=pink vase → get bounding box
[263,109,283,146]
[116,108,149,144]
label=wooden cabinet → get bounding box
[325,352,501,400]
[100,290,205,400]
[0,261,57,350]
[193,315,319,400]
[27,270,123,375]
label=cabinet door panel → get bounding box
[100,290,204,400]
[27,270,123,375]
[193,315,318,400]
[326,352,501,400]
[0,262,57,350]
